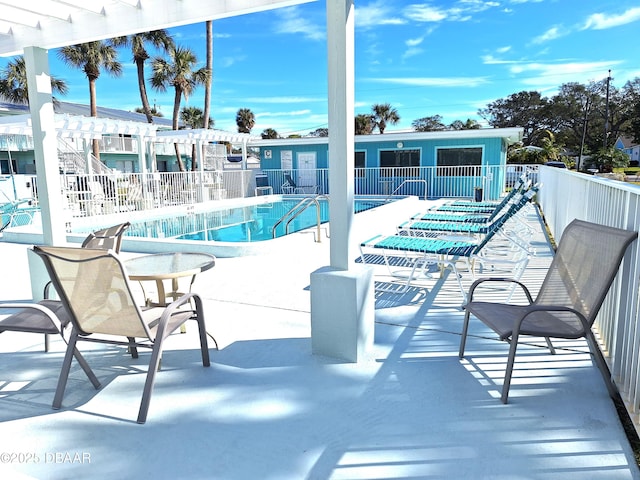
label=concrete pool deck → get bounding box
[0,197,639,479]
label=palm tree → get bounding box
[202,21,213,130]
[134,105,163,117]
[0,56,68,105]
[261,128,279,139]
[236,108,255,133]
[180,106,214,170]
[58,41,122,159]
[150,45,209,172]
[371,103,400,134]
[355,114,374,135]
[111,30,174,123]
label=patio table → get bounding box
[125,252,215,307]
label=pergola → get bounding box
[1,0,367,361]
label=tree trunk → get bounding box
[172,88,185,172]
[203,21,213,129]
[137,59,153,123]
[89,78,100,161]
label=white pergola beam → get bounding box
[0,0,315,57]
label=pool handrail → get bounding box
[272,194,328,242]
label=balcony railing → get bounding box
[537,167,640,433]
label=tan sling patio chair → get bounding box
[0,300,102,403]
[459,219,637,403]
[33,245,211,424]
[81,221,130,252]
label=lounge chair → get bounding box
[282,173,319,194]
[360,195,534,298]
[432,177,529,213]
[398,190,535,241]
[33,245,211,424]
[459,219,638,403]
[0,199,39,232]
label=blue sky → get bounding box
[13,0,640,136]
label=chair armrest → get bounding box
[155,293,203,340]
[467,277,534,304]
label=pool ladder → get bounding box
[272,194,328,242]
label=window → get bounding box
[379,149,420,177]
[436,147,482,176]
[355,151,365,177]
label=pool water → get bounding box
[125,198,385,243]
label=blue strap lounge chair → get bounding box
[440,175,529,210]
[360,196,533,299]
[399,190,536,241]
[432,178,528,213]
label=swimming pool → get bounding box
[123,198,386,243]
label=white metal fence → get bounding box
[4,164,541,220]
[538,167,640,430]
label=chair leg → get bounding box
[585,331,618,398]
[501,332,520,404]
[72,348,101,389]
[193,297,213,360]
[137,341,164,424]
[544,337,556,355]
[127,337,139,358]
[44,333,50,352]
[459,310,471,358]
[53,330,78,410]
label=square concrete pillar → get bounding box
[310,265,374,362]
[27,248,55,301]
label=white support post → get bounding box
[24,46,66,246]
[310,0,374,362]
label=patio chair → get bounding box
[81,222,130,252]
[0,300,101,403]
[33,245,211,424]
[459,219,638,403]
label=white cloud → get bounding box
[256,109,312,119]
[404,5,448,22]
[274,7,325,41]
[244,96,324,105]
[510,60,623,88]
[356,1,406,29]
[372,76,489,87]
[406,37,424,47]
[583,7,640,30]
[531,26,565,44]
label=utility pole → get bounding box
[579,96,590,171]
[604,69,611,149]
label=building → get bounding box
[251,127,523,199]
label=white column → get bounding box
[136,134,147,174]
[24,46,66,246]
[310,0,374,363]
[327,0,355,268]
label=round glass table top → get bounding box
[125,252,216,280]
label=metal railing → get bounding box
[6,164,541,222]
[537,167,640,433]
[272,194,327,241]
